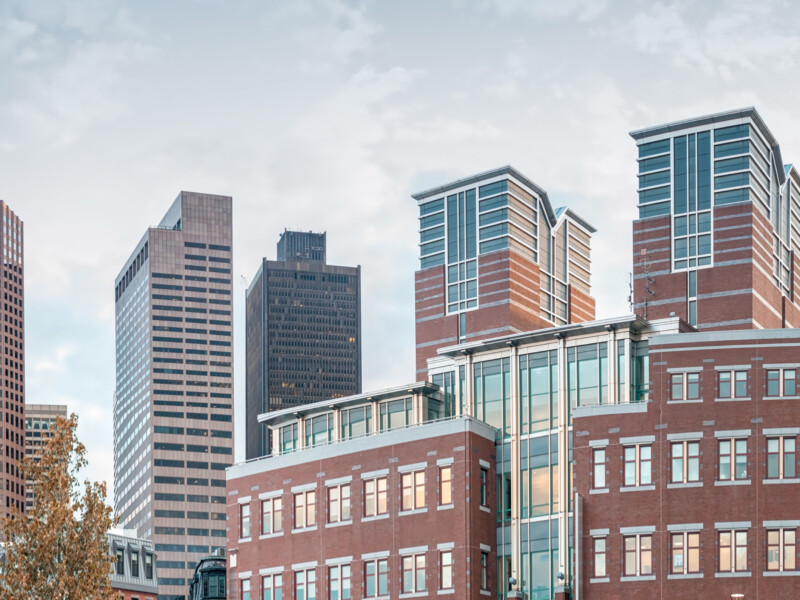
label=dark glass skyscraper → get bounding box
[245,230,361,459]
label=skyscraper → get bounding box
[245,230,361,459]
[0,201,24,517]
[24,403,68,511]
[630,107,800,328]
[412,166,596,377]
[114,192,233,600]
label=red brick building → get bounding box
[574,327,800,599]
[412,166,596,377]
[630,107,800,330]
[226,383,497,600]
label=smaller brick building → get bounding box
[573,327,800,599]
[108,529,159,600]
[226,383,498,600]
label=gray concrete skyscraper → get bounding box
[245,230,361,459]
[114,192,233,600]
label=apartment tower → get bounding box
[412,166,596,377]
[114,192,234,600]
[630,107,800,329]
[245,230,361,459]
[0,201,24,517]
[24,403,68,511]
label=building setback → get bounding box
[0,201,24,516]
[114,192,234,599]
[413,166,596,378]
[227,383,497,600]
[245,230,361,459]
[573,328,800,599]
[24,403,67,511]
[630,107,800,329]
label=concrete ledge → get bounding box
[573,402,648,419]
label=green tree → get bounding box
[0,413,117,599]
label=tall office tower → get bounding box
[24,403,68,511]
[245,230,361,459]
[412,166,596,377]
[0,202,24,517]
[630,107,800,329]
[114,192,233,600]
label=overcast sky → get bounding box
[4,0,800,499]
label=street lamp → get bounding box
[730,594,745,600]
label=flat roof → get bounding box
[436,314,650,357]
[258,381,440,427]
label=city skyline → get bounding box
[5,0,800,496]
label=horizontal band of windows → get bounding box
[638,186,670,203]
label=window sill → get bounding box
[667,481,702,489]
[479,505,491,513]
[437,504,454,511]
[715,571,751,578]
[325,519,353,529]
[399,507,428,517]
[362,513,390,523]
[400,592,427,599]
[238,537,252,544]
[620,575,655,582]
[589,488,609,495]
[667,399,703,404]
[480,590,491,596]
[668,572,703,579]
[715,479,750,486]
[715,397,750,402]
[291,526,317,534]
[763,570,800,577]
[437,589,455,595]
[764,396,800,401]
[620,485,655,492]
[259,531,284,540]
[764,478,800,484]
[589,577,609,584]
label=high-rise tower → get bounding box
[114,192,233,599]
[245,230,361,459]
[24,403,68,511]
[0,201,24,516]
[630,107,800,329]
[412,166,596,377]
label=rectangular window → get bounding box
[623,444,652,487]
[766,368,796,397]
[240,503,251,538]
[480,468,489,506]
[735,371,747,397]
[130,550,139,577]
[671,374,683,400]
[670,372,701,401]
[328,564,351,600]
[327,484,351,524]
[594,538,606,577]
[439,466,452,506]
[767,529,796,572]
[116,548,124,575]
[294,569,316,600]
[294,490,316,529]
[767,437,796,479]
[719,438,748,480]
[262,497,283,535]
[670,441,700,483]
[401,470,425,511]
[718,372,731,398]
[363,559,388,598]
[402,553,426,593]
[593,448,606,489]
[671,532,700,574]
[624,534,652,576]
[241,579,251,600]
[719,530,747,572]
[145,554,153,579]
[480,552,489,591]
[440,550,453,590]
[363,477,387,517]
[262,574,282,600]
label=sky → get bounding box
[4,0,800,500]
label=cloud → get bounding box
[475,0,608,20]
[31,343,76,373]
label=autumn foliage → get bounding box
[0,413,118,599]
